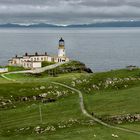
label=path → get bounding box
[52,81,140,135]
[31,62,67,74]
[1,62,67,81]
[1,74,16,82]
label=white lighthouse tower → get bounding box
[58,37,66,57]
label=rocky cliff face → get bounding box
[52,61,93,74]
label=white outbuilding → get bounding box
[0,68,8,73]
[22,61,42,69]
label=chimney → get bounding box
[15,54,18,58]
[45,52,47,56]
[25,53,28,56]
[35,52,38,56]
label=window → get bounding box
[14,61,16,64]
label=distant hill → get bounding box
[0,23,58,28]
[68,21,140,28]
[1,21,140,28]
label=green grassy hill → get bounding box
[0,67,140,140]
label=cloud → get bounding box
[0,0,140,24]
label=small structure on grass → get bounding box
[126,65,139,71]
[0,68,8,73]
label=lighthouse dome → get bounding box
[59,37,65,46]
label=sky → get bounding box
[0,0,140,25]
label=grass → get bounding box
[0,68,140,139]
[92,68,140,80]
[42,61,55,67]
[42,60,91,75]
[118,122,140,132]
[5,66,26,72]
[0,76,12,83]
[5,72,85,83]
[0,95,85,129]
[84,86,140,116]
[1,125,140,140]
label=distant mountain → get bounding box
[0,21,140,28]
[0,23,58,28]
[67,21,140,28]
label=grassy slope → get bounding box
[84,86,140,116]
[0,77,12,83]
[6,66,26,72]
[1,125,139,140]
[0,69,140,139]
[119,122,140,131]
[0,95,84,129]
[42,61,55,67]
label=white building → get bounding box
[8,38,69,69]
[0,68,8,73]
[22,61,42,69]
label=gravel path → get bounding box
[52,81,140,135]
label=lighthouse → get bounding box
[58,37,66,57]
[8,37,70,67]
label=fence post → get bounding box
[39,105,43,124]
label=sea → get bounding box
[0,27,140,72]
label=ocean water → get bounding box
[0,27,140,72]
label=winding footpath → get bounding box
[1,62,67,81]
[52,81,140,135]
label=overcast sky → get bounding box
[0,0,140,24]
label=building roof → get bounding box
[23,60,42,63]
[59,37,64,42]
[12,57,23,59]
[23,53,49,57]
[23,55,47,57]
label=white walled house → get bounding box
[8,38,69,69]
[8,56,23,66]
